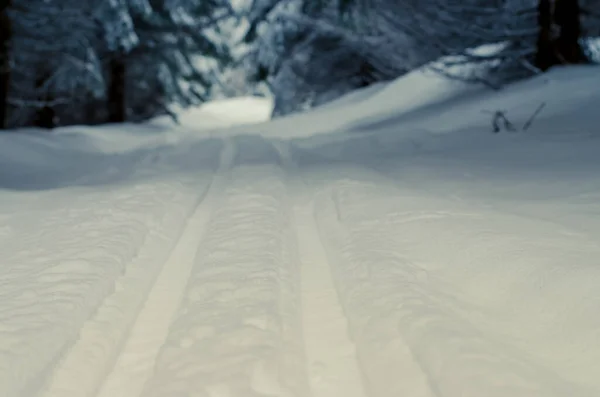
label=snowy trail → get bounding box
[137,136,308,397]
[3,125,600,397]
[0,141,218,397]
[4,65,600,397]
[293,202,367,397]
[278,142,368,397]
[93,199,213,397]
[35,147,226,397]
[93,140,236,397]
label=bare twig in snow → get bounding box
[522,102,546,130]
[482,109,516,133]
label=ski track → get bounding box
[0,146,216,397]
[137,135,308,397]
[5,132,600,397]
[311,172,598,397]
[93,139,236,397]
[293,203,367,397]
[279,140,368,397]
[33,141,228,397]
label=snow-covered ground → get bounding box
[1,65,600,397]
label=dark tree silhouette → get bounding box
[535,0,587,71]
[108,56,126,123]
[0,0,11,129]
[554,0,587,64]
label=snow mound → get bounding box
[192,96,273,125]
[215,63,600,150]
[0,96,272,159]
[216,57,486,140]
[150,95,273,132]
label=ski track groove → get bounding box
[94,138,236,397]
[312,181,447,397]
[137,135,308,397]
[277,140,369,397]
[292,203,368,397]
[311,175,593,397]
[34,138,236,397]
[26,136,438,397]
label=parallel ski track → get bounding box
[292,203,368,397]
[36,138,236,397]
[94,138,237,397]
[275,139,368,397]
[37,136,374,397]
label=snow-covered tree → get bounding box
[1,0,236,128]
[244,0,600,117]
[243,0,394,116]
[6,0,104,127]
[121,0,235,122]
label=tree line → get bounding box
[245,0,600,117]
[1,0,599,129]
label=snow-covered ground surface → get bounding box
[1,67,600,397]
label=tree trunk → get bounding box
[535,0,587,71]
[535,0,558,71]
[35,105,55,129]
[34,72,56,129]
[0,1,11,129]
[108,57,126,123]
[554,0,587,64]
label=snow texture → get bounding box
[1,65,600,397]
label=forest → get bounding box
[0,0,599,129]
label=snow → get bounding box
[188,96,274,125]
[217,63,485,141]
[1,64,600,397]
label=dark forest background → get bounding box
[1,0,599,129]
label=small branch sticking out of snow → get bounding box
[482,102,546,133]
[493,111,516,133]
[522,102,546,131]
[482,109,516,133]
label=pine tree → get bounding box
[6,0,106,127]
[100,0,141,122]
[1,0,235,128]
[121,0,234,121]
[244,0,387,116]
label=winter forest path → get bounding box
[23,135,378,397]
[4,131,600,397]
